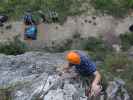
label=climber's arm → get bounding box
[92,71,101,85]
[90,71,101,96]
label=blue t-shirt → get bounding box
[69,51,96,76]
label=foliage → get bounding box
[120,32,133,50]
[0,0,87,23]
[66,34,112,61]
[91,0,133,17]
[126,0,133,8]
[82,37,108,51]
[100,52,133,97]
[81,37,112,61]
[0,0,132,21]
[0,81,30,100]
[0,88,12,100]
[0,35,28,55]
[43,38,73,53]
[102,53,132,73]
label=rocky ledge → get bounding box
[0,52,130,100]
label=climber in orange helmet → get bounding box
[64,50,102,97]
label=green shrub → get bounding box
[120,32,133,50]
[125,0,133,8]
[69,35,113,61]
[0,81,30,100]
[0,35,28,55]
[81,37,112,61]
[100,52,133,98]
[83,37,108,51]
[103,53,131,73]
[0,0,86,23]
[0,89,12,100]
[91,0,132,17]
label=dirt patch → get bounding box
[0,15,132,49]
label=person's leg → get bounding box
[26,39,33,47]
[24,34,33,46]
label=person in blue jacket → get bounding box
[23,10,37,40]
[64,50,102,97]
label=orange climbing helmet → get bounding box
[66,51,81,64]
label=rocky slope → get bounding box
[0,52,130,100]
[0,15,133,44]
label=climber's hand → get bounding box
[56,64,70,76]
[90,83,101,96]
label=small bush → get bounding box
[0,35,28,55]
[0,89,12,100]
[103,53,131,73]
[69,35,112,61]
[100,52,133,98]
[0,81,30,100]
[83,37,108,51]
[120,32,133,50]
[81,37,112,61]
[91,0,132,17]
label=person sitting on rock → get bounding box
[63,50,102,97]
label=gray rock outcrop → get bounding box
[0,52,130,100]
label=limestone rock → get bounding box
[0,52,131,100]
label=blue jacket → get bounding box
[69,51,96,76]
[24,25,37,40]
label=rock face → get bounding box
[0,52,130,100]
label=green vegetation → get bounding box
[70,35,112,61]
[0,81,31,100]
[120,32,133,50]
[102,53,132,74]
[0,0,132,23]
[99,52,133,98]
[91,0,133,17]
[81,37,112,61]
[0,0,132,22]
[0,35,28,55]
[45,33,112,56]
[0,88,12,100]
[45,34,113,60]
[0,0,87,23]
